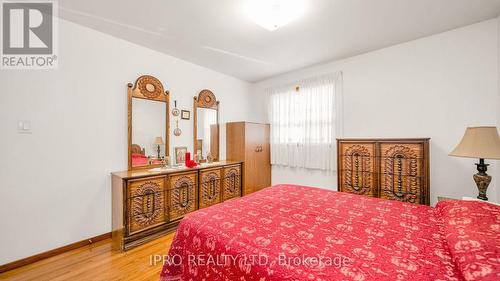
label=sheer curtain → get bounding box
[267,72,343,171]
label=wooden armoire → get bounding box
[226,122,271,195]
[337,138,430,205]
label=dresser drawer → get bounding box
[379,143,425,204]
[338,142,377,197]
[379,143,424,177]
[222,164,242,201]
[199,168,222,209]
[168,172,198,221]
[126,177,167,235]
[380,175,425,204]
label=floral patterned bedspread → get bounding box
[436,200,500,281]
[160,184,499,281]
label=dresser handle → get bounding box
[255,145,263,152]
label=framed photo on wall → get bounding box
[181,110,190,120]
[174,146,188,165]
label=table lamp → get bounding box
[449,126,500,200]
[154,137,164,159]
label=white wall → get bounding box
[0,19,254,264]
[254,19,499,205]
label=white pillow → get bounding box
[461,196,500,206]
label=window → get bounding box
[268,73,343,171]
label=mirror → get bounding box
[128,75,170,170]
[131,99,166,166]
[196,108,218,160]
[194,89,219,162]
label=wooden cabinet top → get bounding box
[337,138,430,142]
[226,121,270,125]
[111,160,242,180]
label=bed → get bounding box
[160,184,500,281]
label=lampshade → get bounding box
[449,126,500,159]
[153,137,164,145]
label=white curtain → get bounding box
[267,72,343,171]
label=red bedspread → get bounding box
[160,185,499,281]
[437,201,500,281]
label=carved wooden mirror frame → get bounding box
[128,75,170,170]
[193,89,220,162]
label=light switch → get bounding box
[18,120,32,134]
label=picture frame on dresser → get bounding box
[174,146,187,165]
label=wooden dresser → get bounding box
[111,161,242,250]
[226,122,271,195]
[337,138,430,205]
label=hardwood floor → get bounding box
[0,233,175,281]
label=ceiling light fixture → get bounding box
[245,0,305,31]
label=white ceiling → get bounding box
[59,0,500,82]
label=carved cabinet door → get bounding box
[199,168,222,209]
[222,165,241,201]
[168,172,197,221]
[379,143,424,204]
[339,142,377,197]
[127,176,166,235]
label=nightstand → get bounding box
[437,196,457,202]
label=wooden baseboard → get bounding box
[0,232,111,274]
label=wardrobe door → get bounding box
[199,168,222,208]
[127,176,166,235]
[379,142,425,204]
[243,123,260,195]
[168,172,197,221]
[338,141,377,197]
[245,123,271,194]
[256,123,271,191]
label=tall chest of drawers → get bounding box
[337,138,430,205]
